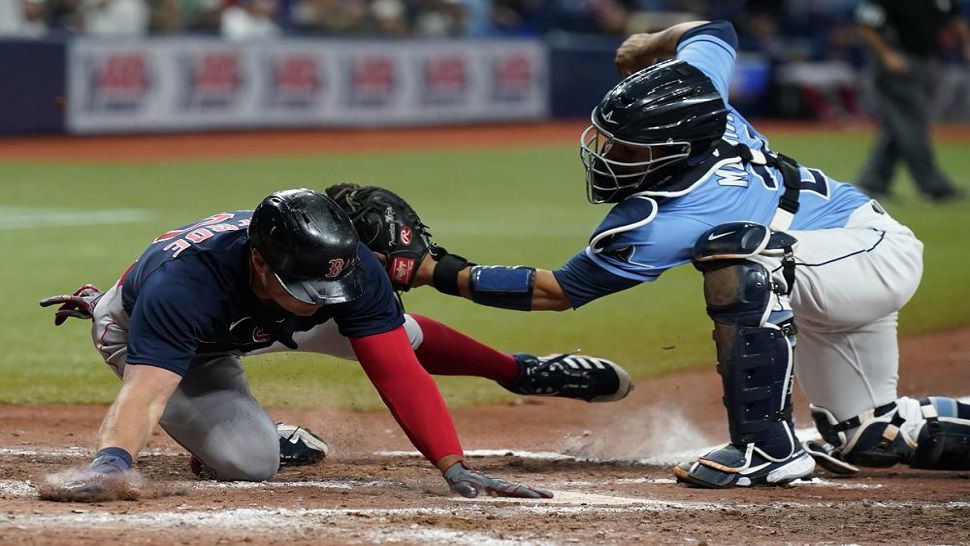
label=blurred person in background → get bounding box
[289,0,369,35]
[371,0,408,36]
[0,0,48,36]
[854,0,970,202]
[414,0,466,37]
[182,0,223,33]
[80,0,149,35]
[221,0,280,40]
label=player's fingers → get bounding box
[488,479,553,499]
[38,295,73,308]
[448,480,480,498]
[53,309,91,325]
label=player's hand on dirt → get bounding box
[443,462,553,499]
[39,283,104,325]
[616,33,660,76]
[39,453,140,502]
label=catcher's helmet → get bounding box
[580,59,728,203]
[249,188,365,305]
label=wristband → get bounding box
[90,447,133,473]
[432,253,470,296]
[468,265,535,311]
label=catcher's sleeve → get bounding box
[350,326,463,464]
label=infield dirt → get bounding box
[1,327,968,545]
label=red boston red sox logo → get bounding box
[400,226,413,246]
[326,258,345,278]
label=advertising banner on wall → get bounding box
[66,38,547,134]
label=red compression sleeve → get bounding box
[350,326,463,465]
[410,314,520,384]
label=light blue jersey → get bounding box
[580,21,870,284]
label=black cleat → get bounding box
[277,423,330,467]
[503,353,633,403]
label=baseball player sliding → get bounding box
[40,188,633,501]
[332,20,970,488]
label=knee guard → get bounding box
[810,397,970,472]
[693,222,799,460]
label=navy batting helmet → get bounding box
[249,188,365,305]
[580,59,728,203]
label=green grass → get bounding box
[1,131,968,409]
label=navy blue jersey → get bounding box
[120,211,403,375]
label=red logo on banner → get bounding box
[399,226,413,246]
[192,53,239,93]
[390,257,416,286]
[275,55,318,94]
[493,54,534,101]
[326,258,345,278]
[349,56,395,104]
[426,56,466,94]
[96,54,148,95]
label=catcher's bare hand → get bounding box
[39,284,104,325]
[616,33,660,76]
[443,462,553,499]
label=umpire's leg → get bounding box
[857,70,900,195]
[876,61,956,198]
[157,354,280,481]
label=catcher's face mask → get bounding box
[580,123,691,204]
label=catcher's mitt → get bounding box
[326,183,435,291]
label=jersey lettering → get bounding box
[185,228,214,244]
[801,169,831,199]
[163,239,191,258]
[155,213,249,258]
[154,213,235,243]
[751,164,778,190]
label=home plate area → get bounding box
[1,447,968,545]
[2,330,968,544]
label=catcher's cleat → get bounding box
[504,353,633,403]
[277,423,331,467]
[672,444,815,488]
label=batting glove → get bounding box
[39,283,104,325]
[443,462,553,499]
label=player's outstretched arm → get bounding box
[40,364,180,502]
[413,256,571,311]
[350,326,553,498]
[325,183,572,310]
[615,20,709,76]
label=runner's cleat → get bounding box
[277,423,330,467]
[503,353,633,403]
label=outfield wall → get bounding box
[2,37,969,135]
[66,38,548,134]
